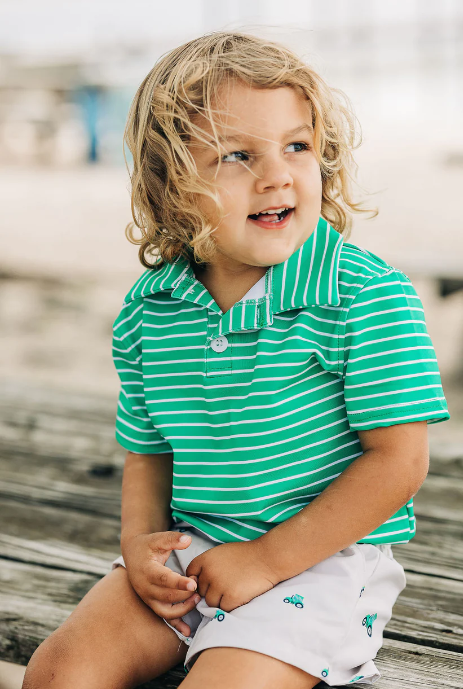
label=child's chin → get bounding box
[254,242,299,266]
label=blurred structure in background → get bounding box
[0,0,462,441]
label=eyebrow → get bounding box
[207,123,314,146]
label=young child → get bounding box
[23,31,449,689]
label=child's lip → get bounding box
[247,208,294,229]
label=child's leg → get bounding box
[179,648,320,689]
[22,566,187,689]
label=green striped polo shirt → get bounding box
[112,217,449,545]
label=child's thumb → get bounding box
[175,532,192,548]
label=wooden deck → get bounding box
[1,381,463,688]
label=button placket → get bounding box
[205,320,232,377]
[210,335,228,353]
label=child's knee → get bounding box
[22,629,91,689]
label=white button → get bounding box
[210,336,228,353]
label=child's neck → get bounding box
[192,260,268,314]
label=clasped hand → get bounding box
[186,538,280,612]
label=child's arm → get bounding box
[257,420,429,582]
[185,421,428,611]
[120,451,174,549]
[119,451,200,637]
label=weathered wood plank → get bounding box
[0,498,121,553]
[428,440,463,479]
[0,535,116,575]
[0,559,99,664]
[0,445,123,479]
[373,638,463,689]
[0,467,122,518]
[0,406,118,459]
[394,517,463,582]
[0,382,117,421]
[391,571,463,652]
[412,475,463,522]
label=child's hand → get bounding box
[186,539,280,612]
[122,531,200,638]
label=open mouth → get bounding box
[248,208,294,226]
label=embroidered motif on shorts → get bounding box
[321,668,329,678]
[359,586,365,597]
[362,613,377,636]
[283,594,304,608]
[348,675,365,683]
[214,608,226,621]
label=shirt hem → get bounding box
[347,404,450,430]
[115,433,173,455]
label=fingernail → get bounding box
[179,535,190,542]
[187,581,196,591]
[194,595,201,604]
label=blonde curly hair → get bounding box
[124,30,377,269]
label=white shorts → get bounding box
[111,521,406,686]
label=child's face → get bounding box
[188,81,322,272]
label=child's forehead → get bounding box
[189,85,313,147]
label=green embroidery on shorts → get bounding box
[348,675,365,683]
[214,608,226,621]
[362,612,377,636]
[359,586,365,597]
[283,594,304,608]
[321,668,329,678]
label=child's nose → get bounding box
[255,158,293,193]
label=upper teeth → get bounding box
[258,207,289,214]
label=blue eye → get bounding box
[221,151,249,163]
[220,142,309,163]
[287,142,309,152]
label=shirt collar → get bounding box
[271,217,343,313]
[124,217,343,330]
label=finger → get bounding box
[169,617,192,638]
[149,531,193,560]
[204,588,220,609]
[149,562,197,592]
[186,561,201,579]
[171,532,193,550]
[153,592,201,621]
[198,579,210,600]
[149,585,200,605]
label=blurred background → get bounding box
[1,0,462,445]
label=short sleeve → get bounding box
[341,268,450,430]
[112,299,173,454]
